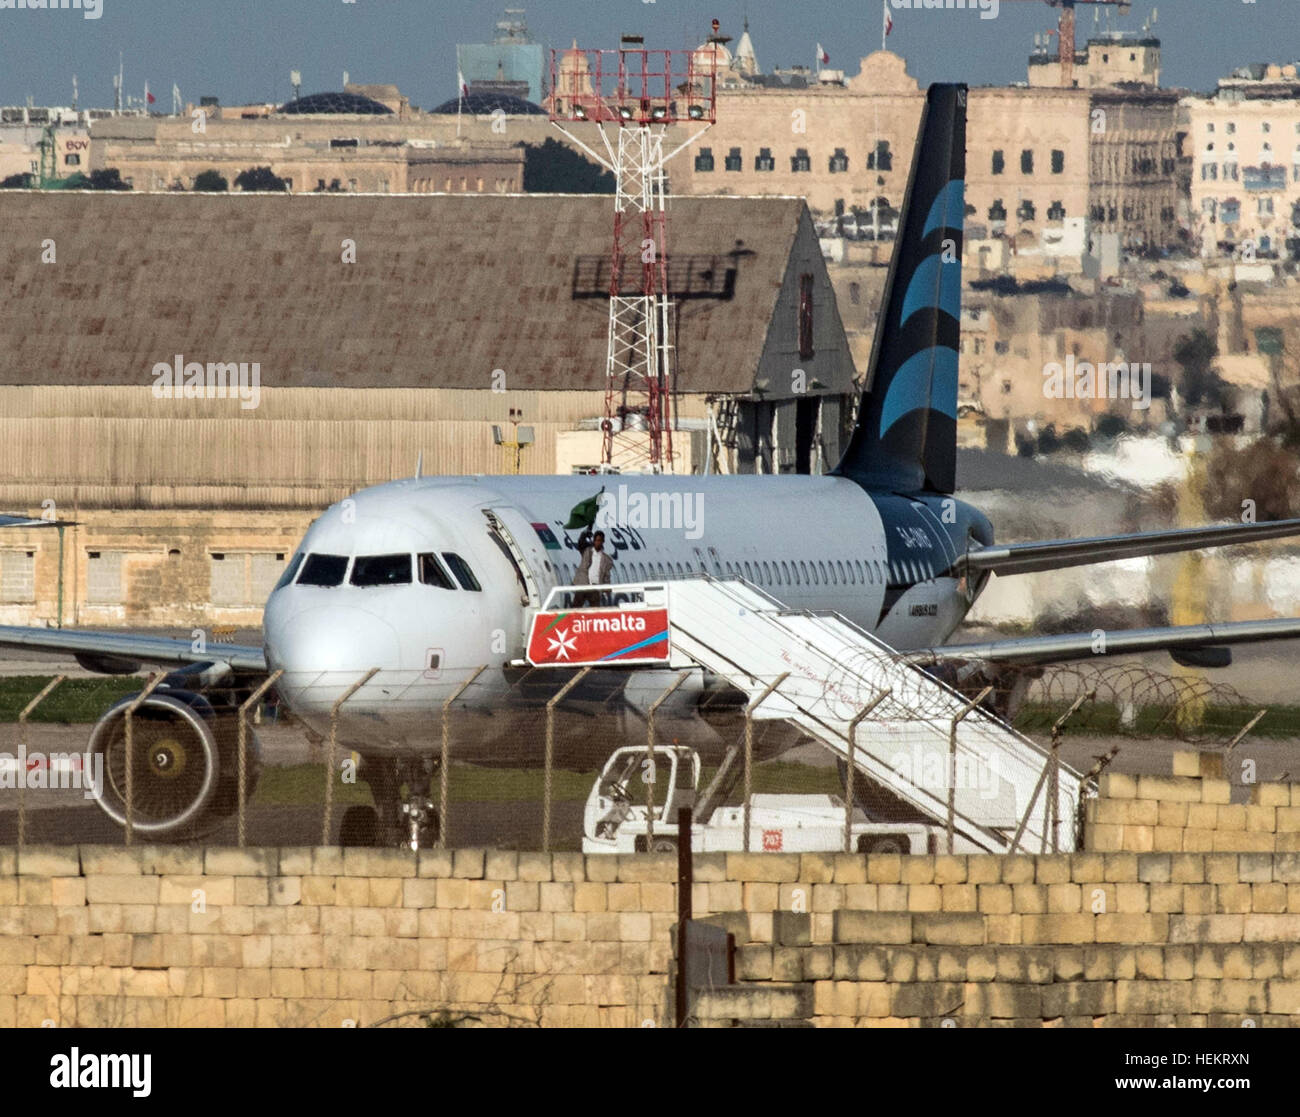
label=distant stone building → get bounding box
[91,103,525,194]
[1027,31,1162,89]
[671,43,1181,252]
[1183,63,1300,258]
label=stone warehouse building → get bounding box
[0,191,856,627]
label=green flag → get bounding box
[565,488,605,530]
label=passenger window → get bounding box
[837,560,847,583]
[743,561,753,581]
[419,553,456,590]
[298,553,348,587]
[351,554,413,586]
[274,551,305,590]
[781,561,790,584]
[800,561,809,584]
[819,562,829,584]
[810,563,819,586]
[761,561,771,583]
[442,552,482,591]
[856,560,865,584]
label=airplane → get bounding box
[3,83,1300,848]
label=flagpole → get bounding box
[456,46,462,139]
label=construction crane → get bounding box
[1005,0,1132,88]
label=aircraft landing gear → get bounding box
[351,754,441,850]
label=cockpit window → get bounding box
[418,553,456,590]
[297,553,348,587]
[441,552,481,592]
[274,551,305,591]
[351,554,412,587]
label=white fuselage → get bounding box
[262,474,983,765]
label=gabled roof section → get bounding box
[0,193,809,395]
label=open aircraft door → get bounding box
[482,505,559,616]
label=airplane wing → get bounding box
[910,616,1300,668]
[0,625,266,674]
[957,518,1300,577]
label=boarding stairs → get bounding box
[619,577,1082,853]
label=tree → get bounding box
[193,169,228,192]
[521,139,613,194]
[1173,328,1227,410]
[86,168,131,191]
[0,173,29,189]
[1203,438,1300,522]
[234,166,289,192]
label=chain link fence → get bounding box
[0,656,1287,851]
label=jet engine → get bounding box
[86,689,260,839]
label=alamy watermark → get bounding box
[596,483,704,540]
[889,0,999,21]
[0,748,103,799]
[152,355,261,410]
[0,0,103,19]
[1042,354,1152,411]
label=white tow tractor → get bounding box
[582,745,942,854]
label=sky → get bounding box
[0,0,1295,112]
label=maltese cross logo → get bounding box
[547,626,577,661]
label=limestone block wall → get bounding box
[2,843,1300,1028]
[1085,753,1300,854]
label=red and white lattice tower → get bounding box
[549,38,717,472]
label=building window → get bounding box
[65,153,81,166]
[0,551,35,603]
[1017,199,1036,222]
[1090,204,1105,222]
[755,147,775,172]
[992,149,1004,175]
[724,147,742,172]
[849,281,860,305]
[1202,163,1217,181]
[1206,123,1215,133]
[798,274,815,360]
[1258,197,1275,217]
[1220,199,1238,224]
[1047,200,1066,221]
[988,199,1007,222]
[1226,122,1236,135]
[1050,149,1064,174]
[1262,122,1271,133]
[1224,162,1239,181]
[867,140,892,171]
[791,147,811,173]
[210,552,287,608]
[1021,150,1034,174]
[694,146,714,172]
[829,147,849,173]
[86,551,124,605]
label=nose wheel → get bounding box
[343,754,441,849]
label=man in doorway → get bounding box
[574,530,613,604]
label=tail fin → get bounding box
[834,83,967,494]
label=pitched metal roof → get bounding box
[0,192,812,395]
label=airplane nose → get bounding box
[266,605,402,683]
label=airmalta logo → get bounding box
[527,608,669,666]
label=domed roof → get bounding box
[278,91,394,115]
[431,92,545,116]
